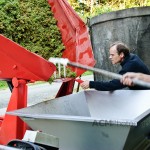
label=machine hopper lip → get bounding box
[7,111,138,126]
[7,89,150,128]
[134,108,150,122]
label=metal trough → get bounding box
[7,90,150,150]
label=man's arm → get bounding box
[81,79,126,91]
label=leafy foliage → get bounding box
[0,81,7,89]
[0,0,64,59]
[48,67,76,84]
[0,0,71,86]
[68,0,150,19]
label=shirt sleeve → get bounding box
[89,79,126,91]
[89,63,129,91]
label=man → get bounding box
[121,72,150,86]
[80,41,150,90]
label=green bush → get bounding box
[0,81,8,89]
[68,0,150,20]
[0,0,67,87]
[0,0,64,59]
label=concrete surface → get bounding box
[89,6,150,81]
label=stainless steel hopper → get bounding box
[7,90,150,150]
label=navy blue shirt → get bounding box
[90,54,150,90]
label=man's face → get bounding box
[109,45,124,64]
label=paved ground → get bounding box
[0,75,93,115]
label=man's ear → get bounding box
[120,52,124,58]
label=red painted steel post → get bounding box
[0,77,28,145]
[48,0,96,97]
[0,34,56,145]
[48,0,96,77]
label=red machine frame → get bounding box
[0,0,95,145]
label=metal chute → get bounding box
[8,90,150,150]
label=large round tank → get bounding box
[89,6,150,81]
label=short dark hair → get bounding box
[110,41,130,57]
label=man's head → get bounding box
[109,41,130,64]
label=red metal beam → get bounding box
[0,78,28,145]
[48,0,96,77]
[0,34,56,144]
[0,34,56,81]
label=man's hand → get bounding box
[80,80,90,89]
[121,72,139,86]
[121,76,134,86]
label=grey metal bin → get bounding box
[8,90,150,150]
